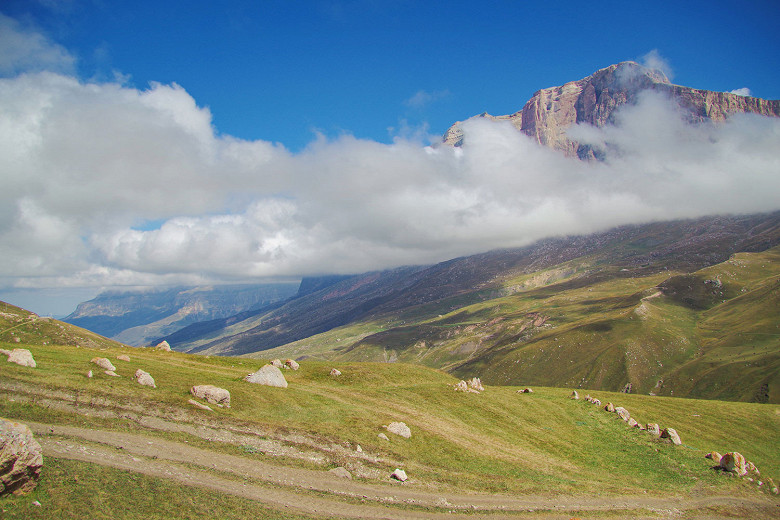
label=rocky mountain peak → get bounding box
[442,61,780,159]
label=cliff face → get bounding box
[443,62,780,158]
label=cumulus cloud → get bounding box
[403,89,451,109]
[639,49,673,80]
[730,87,752,97]
[1,27,779,298]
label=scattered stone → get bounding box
[117,354,131,362]
[91,357,116,371]
[614,407,631,422]
[104,370,120,377]
[646,423,660,436]
[86,370,93,378]
[604,402,615,412]
[0,418,43,495]
[284,359,299,370]
[187,398,213,412]
[134,369,156,388]
[522,388,534,393]
[767,478,778,495]
[356,445,362,453]
[570,390,579,400]
[720,452,747,476]
[155,341,171,351]
[454,380,469,392]
[32,500,41,506]
[329,467,352,479]
[705,452,723,464]
[386,422,412,439]
[6,349,36,368]
[190,385,231,408]
[660,428,681,445]
[378,433,389,441]
[270,359,284,368]
[329,368,342,377]
[467,377,484,392]
[627,418,638,428]
[592,399,601,406]
[245,364,288,388]
[391,468,408,482]
[746,461,759,475]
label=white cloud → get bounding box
[404,89,451,109]
[639,49,673,81]
[730,87,752,97]
[0,13,76,76]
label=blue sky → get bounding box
[1,0,779,317]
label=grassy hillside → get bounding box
[1,309,778,517]
[256,246,780,403]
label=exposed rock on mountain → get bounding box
[0,418,43,495]
[443,62,780,159]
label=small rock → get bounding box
[190,385,231,408]
[386,422,411,439]
[6,349,36,368]
[187,399,213,412]
[329,467,352,479]
[454,380,469,392]
[720,452,747,476]
[91,357,116,371]
[570,390,579,400]
[134,369,156,388]
[523,388,533,393]
[592,399,601,406]
[614,407,631,422]
[245,364,288,388]
[356,445,362,453]
[284,359,299,370]
[104,370,120,377]
[660,428,681,445]
[628,418,638,428]
[117,354,131,362]
[329,368,342,377]
[32,500,41,506]
[155,341,171,351]
[604,402,615,412]
[467,377,484,392]
[391,468,408,482]
[706,452,723,464]
[86,370,93,378]
[270,359,283,368]
[646,423,660,435]
[378,433,389,441]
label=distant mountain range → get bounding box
[65,62,780,403]
[63,283,298,346]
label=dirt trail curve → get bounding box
[28,421,778,519]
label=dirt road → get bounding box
[29,421,779,519]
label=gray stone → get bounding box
[386,421,411,439]
[245,364,288,388]
[91,357,116,371]
[0,418,43,495]
[391,468,408,482]
[134,369,156,388]
[660,428,682,445]
[6,349,36,368]
[191,385,231,407]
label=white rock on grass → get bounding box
[378,433,389,441]
[245,364,288,388]
[187,399,213,412]
[155,341,171,351]
[104,370,120,377]
[134,369,156,388]
[284,359,299,370]
[117,354,130,362]
[330,368,341,377]
[660,428,682,445]
[386,422,412,439]
[6,349,36,368]
[391,468,408,482]
[91,357,116,371]
[190,385,231,408]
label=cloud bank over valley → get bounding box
[1,13,779,312]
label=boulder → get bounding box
[386,421,412,439]
[117,354,131,362]
[190,385,231,408]
[329,368,342,377]
[6,349,36,368]
[187,398,213,412]
[570,390,579,400]
[604,402,615,413]
[467,377,484,392]
[0,418,43,495]
[284,359,300,370]
[378,433,389,441]
[91,357,116,371]
[746,461,759,475]
[134,369,156,388]
[614,407,631,421]
[454,380,469,392]
[660,428,682,445]
[522,388,534,393]
[592,399,601,406]
[155,341,171,351]
[720,452,747,476]
[391,468,408,482]
[270,359,284,368]
[706,452,723,464]
[646,423,660,436]
[104,370,120,377]
[328,467,352,479]
[245,364,288,388]
[627,418,638,428]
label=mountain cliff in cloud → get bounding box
[442,61,780,159]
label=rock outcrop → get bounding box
[443,61,780,159]
[190,385,231,407]
[245,364,288,388]
[720,452,747,476]
[5,349,36,368]
[0,418,43,495]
